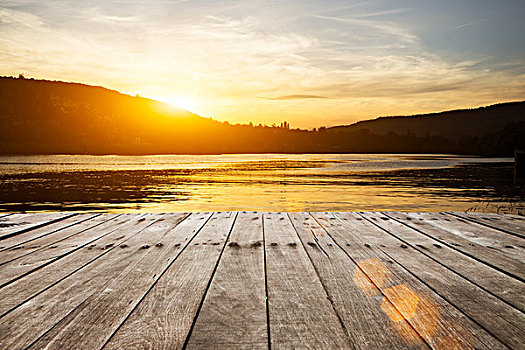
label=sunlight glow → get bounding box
[151,95,201,116]
[0,1,523,127]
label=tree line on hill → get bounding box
[0,76,523,156]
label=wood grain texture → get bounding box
[369,212,525,311]
[387,212,525,281]
[312,212,506,350]
[185,211,268,350]
[0,212,522,350]
[0,213,74,240]
[447,212,525,239]
[265,212,351,349]
[0,213,169,349]
[0,214,101,254]
[352,212,525,349]
[0,214,112,274]
[26,213,204,350]
[0,214,154,317]
[104,212,237,350]
[416,212,525,262]
[288,212,427,350]
[0,214,122,288]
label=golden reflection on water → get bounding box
[0,154,516,213]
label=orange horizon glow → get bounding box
[1,2,524,128]
[150,95,201,116]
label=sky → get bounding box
[0,0,524,128]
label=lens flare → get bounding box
[353,258,392,296]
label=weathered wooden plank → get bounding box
[312,212,506,350]
[0,213,107,265]
[0,214,122,288]
[105,212,239,350]
[0,214,158,317]
[458,211,525,222]
[0,213,74,240]
[0,213,102,253]
[185,211,268,349]
[265,212,351,349]
[0,213,12,219]
[288,212,427,349]
[463,212,525,221]
[448,212,525,239]
[387,212,525,281]
[26,213,210,350]
[365,212,525,312]
[417,212,524,261]
[0,213,177,349]
[497,212,524,217]
[351,212,525,349]
[0,211,522,349]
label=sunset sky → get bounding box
[1,0,524,128]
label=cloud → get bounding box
[454,16,494,30]
[267,94,330,100]
[351,8,410,19]
[92,14,143,23]
[109,0,187,3]
[0,1,523,128]
[311,14,418,44]
[0,7,43,27]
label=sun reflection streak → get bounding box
[391,293,441,343]
[434,321,475,350]
[381,284,419,322]
[351,256,475,348]
[353,258,391,296]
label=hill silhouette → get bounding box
[1,76,524,156]
[331,102,525,141]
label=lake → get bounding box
[0,154,522,213]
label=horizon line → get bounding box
[3,74,524,130]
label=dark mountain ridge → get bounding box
[331,101,525,141]
[1,76,524,155]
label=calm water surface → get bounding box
[0,154,522,212]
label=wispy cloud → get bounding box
[312,14,418,44]
[0,7,43,27]
[92,14,143,23]
[351,8,410,19]
[109,0,188,4]
[267,94,330,100]
[454,15,495,30]
[0,1,523,127]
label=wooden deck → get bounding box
[0,212,523,349]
